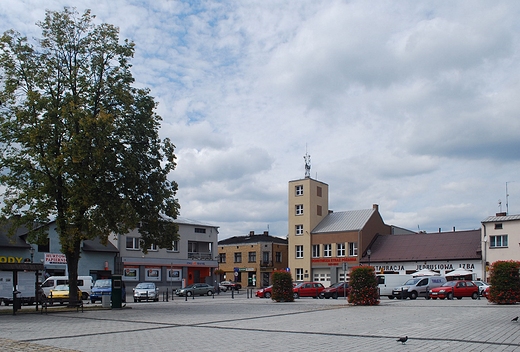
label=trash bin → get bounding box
[102,294,110,308]
[13,290,22,311]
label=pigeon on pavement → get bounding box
[397,336,408,344]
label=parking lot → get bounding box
[1,293,520,351]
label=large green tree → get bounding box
[0,8,180,306]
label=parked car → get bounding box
[293,282,325,299]
[220,281,242,291]
[90,279,126,304]
[320,282,350,299]
[428,280,479,300]
[392,276,447,300]
[175,283,215,297]
[48,285,82,305]
[473,281,490,296]
[133,282,159,302]
[256,286,273,298]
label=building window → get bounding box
[149,243,158,251]
[295,185,303,196]
[219,253,226,263]
[317,186,322,197]
[336,243,345,257]
[494,223,503,230]
[248,251,256,262]
[323,244,332,257]
[349,242,358,256]
[275,252,282,263]
[296,245,304,258]
[296,204,303,215]
[312,244,320,258]
[194,228,206,233]
[317,205,322,216]
[490,235,508,248]
[167,240,179,252]
[263,251,270,264]
[296,268,304,281]
[126,237,140,250]
[295,225,303,235]
[234,252,242,263]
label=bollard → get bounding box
[231,288,234,299]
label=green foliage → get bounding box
[0,8,179,305]
[487,261,520,304]
[271,270,294,302]
[348,266,379,306]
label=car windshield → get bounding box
[331,282,345,288]
[94,279,111,288]
[403,278,421,285]
[136,283,154,289]
[441,281,458,287]
[53,285,68,291]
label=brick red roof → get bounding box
[361,229,481,263]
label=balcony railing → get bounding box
[188,252,214,260]
[260,261,273,267]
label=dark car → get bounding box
[90,279,126,304]
[220,281,242,291]
[175,283,215,297]
[320,282,350,299]
[428,280,479,300]
[293,282,325,299]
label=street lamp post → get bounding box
[30,247,35,263]
[367,249,372,267]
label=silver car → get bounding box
[133,282,159,302]
[175,283,214,297]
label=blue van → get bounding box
[90,279,126,304]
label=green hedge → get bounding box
[272,270,294,302]
[488,260,520,304]
[348,266,379,306]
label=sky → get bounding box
[1,1,519,240]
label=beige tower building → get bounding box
[288,176,329,282]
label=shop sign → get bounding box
[0,256,23,263]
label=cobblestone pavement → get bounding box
[1,293,520,351]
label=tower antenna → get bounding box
[304,146,311,178]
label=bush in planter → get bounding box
[348,266,379,306]
[271,270,294,302]
[487,260,520,304]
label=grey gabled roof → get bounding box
[174,216,218,228]
[312,209,375,234]
[482,214,520,223]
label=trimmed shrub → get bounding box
[487,260,520,304]
[348,266,379,306]
[271,270,294,302]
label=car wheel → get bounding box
[293,292,299,299]
[134,299,137,303]
[410,291,418,300]
[91,299,95,304]
[82,292,89,300]
[264,292,271,299]
[472,292,478,300]
[447,292,453,300]
[457,297,462,300]
[207,290,213,296]
[387,296,394,299]
[439,297,445,300]
[332,293,338,299]
[187,291,192,297]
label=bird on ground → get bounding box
[397,336,408,344]
[512,316,518,322]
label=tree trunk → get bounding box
[65,240,81,307]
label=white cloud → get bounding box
[2,0,520,239]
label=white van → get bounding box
[41,276,93,300]
[376,274,412,299]
[392,276,447,300]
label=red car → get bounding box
[428,280,479,300]
[293,282,325,299]
[320,282,350,299]
[256,286,273,298]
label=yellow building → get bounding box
[218,231,288,288]
[288,174,391,287]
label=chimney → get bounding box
[373,204,379,211]
[263,231,269,236]
[249,231,254,236]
